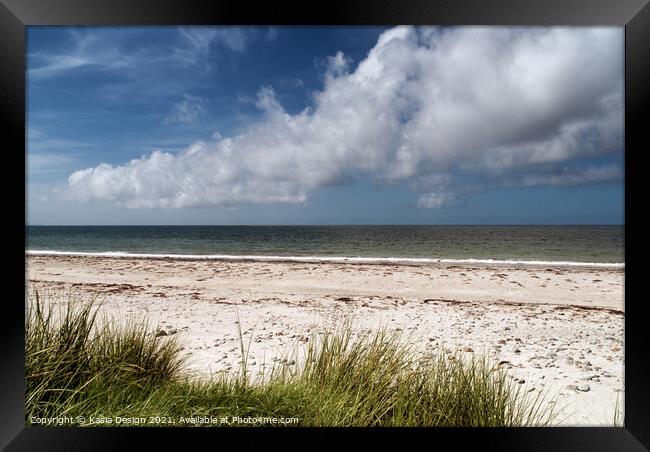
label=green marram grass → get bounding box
[26,290,557,427]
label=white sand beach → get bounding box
[26,254,625,426]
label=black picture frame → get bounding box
[3,0,649,449]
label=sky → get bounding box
[26,26,625,225]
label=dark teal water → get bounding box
[26,225,624,264]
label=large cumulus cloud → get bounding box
[66,26,623,209]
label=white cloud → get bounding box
[326,51,352,77]
[66,26,624,209]
[417,192,458,209]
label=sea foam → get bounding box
[26,250,625,269]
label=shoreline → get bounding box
[26,254,625,426]
[26,250,625,270]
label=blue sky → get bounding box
[27,26,624,225]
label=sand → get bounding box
[25,254,625,426]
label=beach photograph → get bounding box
[26,26,624,427]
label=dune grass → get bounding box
[25,290,556,427]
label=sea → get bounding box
[25,225,624,268]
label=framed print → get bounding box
[2,0,649,449]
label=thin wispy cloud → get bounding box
[28,137,94,151]
[518,164,623,188]
[65,26,623,209]
[28,26,268,81]
[27,153,77,175]
[179,27,249,53]
[164,94,207,125]
[28,29,136,79]
[27,128,94,153]
[278,78,305,88]
[266,27,279,42]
